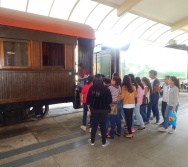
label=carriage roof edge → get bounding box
[0,7,95,40]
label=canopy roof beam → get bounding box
[117,0,142,17]
[171,17,188,31]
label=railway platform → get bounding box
[0,93,188,167]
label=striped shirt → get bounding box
[108,85,121,103]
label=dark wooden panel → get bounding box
[0,25,77,45]
[0,70,75,104]
[78,38,93,75]
[31,41,41,69]
[65,45,74,70]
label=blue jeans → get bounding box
[82,103,88,126]
[164,104,179,129]
[140,105,149,122]
[147,93,160,122]
[82,103,92,128]
[133,104,145,128]
[115,102,123,134]
[109,114,116,138]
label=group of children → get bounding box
[80,70,179,144]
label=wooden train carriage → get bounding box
[0,8,95,123]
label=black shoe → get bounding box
[137,127,145,131]
[115,132,121,137]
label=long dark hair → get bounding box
[112,76,121,86]
[92,74,104,97]
[136,77,144,89]
[128,74,138,89]
[122,75,134,93]
[93,74,103,88]
[170,76,180,90]
[86,75,94,84]
[112,72,120,78]
[142,77,152,93]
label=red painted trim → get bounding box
[0,8,95,39]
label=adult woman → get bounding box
[158,76,179,134]
[135,77,145,130]
[87,74,112,146]
[140,77,152,124]
[80,75,94,131]
[128,74,138,132]
[120,75,137,138]
[108,76,121,138]
[159,76,170,126]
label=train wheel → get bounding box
[24,105,49,119]
[40,105,49,118]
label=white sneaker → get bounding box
[80,125,86,131]
[102,140,110,147]
[168,129,176,134]
[155,122,160,125]
[88,139,94,145]
[158,127,167,132]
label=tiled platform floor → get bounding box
[0,93,187,167]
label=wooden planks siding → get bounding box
[0,70,75,104]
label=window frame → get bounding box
[0,38,31,69]
[41,41,65,69]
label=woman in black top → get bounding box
[87,74,112,147]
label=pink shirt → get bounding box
[137,85,143,105]
[81,83,92,103]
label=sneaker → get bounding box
[131,128,135,133]
[88,139,94,145]
[168,129,176,134]
[155,122,160,125]
[102,140,110,147]
[137,127,145,131]
[80,125,86,131]
[150,116,156,120]
[158,127,167,132]
[159,122,164,127]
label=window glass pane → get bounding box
[85,4,113,30]
[50,0,77,20]
[174,33,188,41]
[148,26,170,42]
[140,23,165,40]
[111,13,138,34]
[122,17,148,35]
[42,42,65,67]
[133,20,157,39]
[161,30,185,45]
[97,9,120,31]
[3,41,28,66]
[155,30,173,43]
[69,0,98,23]
[27,0,53,16]
[183,40,188,45]
[1,0,27,11]
[176,33,188,44]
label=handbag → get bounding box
[168,110,177,126]
[142,95,148,105]
[109,103,118,115]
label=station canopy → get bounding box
[1,0,188,47]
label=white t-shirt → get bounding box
[150,79,155,90]
[162,84,169,102]
[144,85,150,103]
[123,104,135,108]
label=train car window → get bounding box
[42,42,65,67]
[3,41,29,67]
